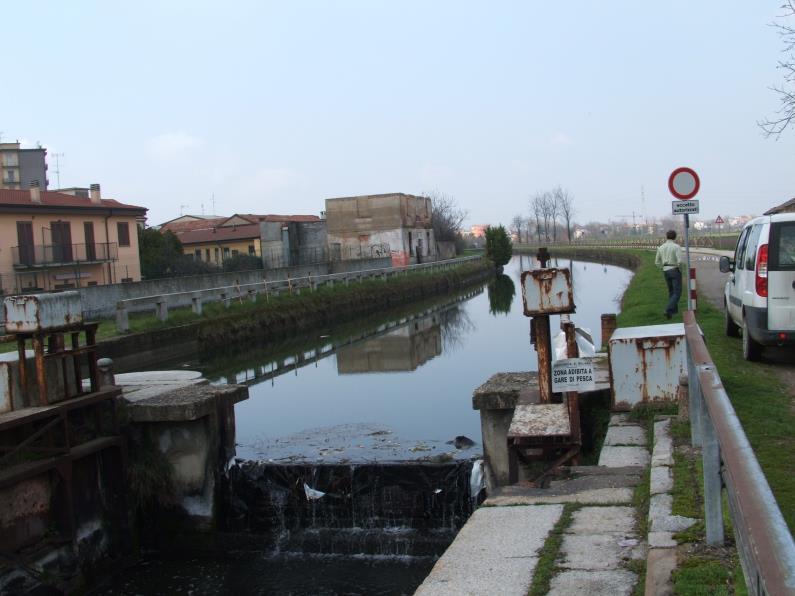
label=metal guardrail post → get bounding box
[687,342,703,447]
[115,302,129,333]
[699,364,725,546]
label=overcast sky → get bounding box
[3,1,794,227]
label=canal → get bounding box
[99,255,632,595]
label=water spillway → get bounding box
[102,256,632,594]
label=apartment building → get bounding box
[0,183,147,294]
[0,142,48,190]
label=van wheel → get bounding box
[725,303,739,337]
[742,318,761,361]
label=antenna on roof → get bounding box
[52,153,65,189]
[179,204,189,216]
[212,192,216,215]
[201,203,205,216]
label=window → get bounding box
[117,222,130,247]
[223,247,230,257]
[735,227,750,270]
[194,249,201,259]
[16,221,34,265]
[2,153,19,167]
[232,249,239,257]
[214,248,220,262]
[770,222,795,269]
[248,245,255,255]
[84,222,96,261]
[206,249,211,261]
[51,221,73,262]
[744,225,763,270]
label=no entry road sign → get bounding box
[672,200,699,215]
[668,167,700,200]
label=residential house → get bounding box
[161,213,323,268]
[0,183,147,294]
[325,193,436,267]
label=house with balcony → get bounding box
[0,183,147,294]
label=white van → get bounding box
[720,213,795,360]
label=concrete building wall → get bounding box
[18,150,48,190]
[0,212,142,294]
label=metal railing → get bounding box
[514,235,738,251]
[11,243,119,267]
[684,310,795,595]
[114,255,482,332]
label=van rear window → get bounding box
[770,222,795,270]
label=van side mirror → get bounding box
[719,256,734,273]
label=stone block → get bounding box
[603,425,646,446]
[651,515,697,533]
[645,547,676,596]
[598,446,650,468]
[648,531,677,548]
[559,534,644,570]
[649,493,673,523]
[549,570,637,596]
[650,466,674,495]
[566,506,636,535]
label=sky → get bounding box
[3,1,794,228]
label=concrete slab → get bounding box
[651,515,697,533]
[415,504,562,596]
[548,570,637,596]
[645,547,676,596]
[648,494,673,522]
[650,466,674,495]
[115,370,205,385]
[486,487,634,507]
[559,533,644,570]
[603,425,646,446]
[508,403,570,437]
[648,531,677,548]
[609,414,630,425]
[598,446,650,468]
[126,384,248,422]
[566,506,636,535]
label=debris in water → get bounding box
[304,483,326,500]
[446,435,476,449]
[410,443,432,452]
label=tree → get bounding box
[530,194,544,242]
[510,214,525,243]
[484,225,512,271]
[138,227,185,278]
[555,187,575,242]
[427,191,468,248]
[760,1,795,137]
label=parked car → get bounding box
[719,213,795,360]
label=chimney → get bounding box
[89,183,102,204]
[29,180,41,204]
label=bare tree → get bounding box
[555,187,575,242]
[530,194,544,242]
[540,191,555,241]
[510,214,525,243]
[760,1,795,137]
[426,190,468,243]
[548,191,560,242]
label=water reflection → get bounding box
[487,274,515,316]
[337,314,442,373]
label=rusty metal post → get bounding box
[563,321,579,358]
[16,336,27,408]
[534,316,553,403]
[563,321,581,448]
[601,313,617,348]
[32,334,47,406]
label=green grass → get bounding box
[527,503,578,596]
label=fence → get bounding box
[514,234,739,251]
[114,256,482,332]
[683,311,795,595]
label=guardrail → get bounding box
[114,256,483,332]
[514,235,737,251]
[683,310,795,595]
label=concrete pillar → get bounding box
[220,293,230,308]
[155,297,168,322]
[191,294,203,315]
[248,289,257,303]
[116,302,129,333]
[97,357,115,387]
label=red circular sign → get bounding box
[668,167,700,200]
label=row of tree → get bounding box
[511,186,576,244]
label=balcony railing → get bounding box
[12,243,119,268]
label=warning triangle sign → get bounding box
[715,215,724,224]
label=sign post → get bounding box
[668,167,700,311]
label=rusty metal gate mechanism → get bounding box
[508,248,582,484]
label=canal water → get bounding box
[100,256,632,595]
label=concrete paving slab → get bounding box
[415,504,562,596]
[609,414,630,425]
[559,533,644,570]
[650,466,674,495]
[645,547,676,596]
[598,446,650,468]
[648,494,673,522]
[648,531,677,548]
[566,506,636,535]
[548,569,637,596]
[603,425,646,446]
[485,487,634,506]
[651,515,697,533]
[115,370,204,385]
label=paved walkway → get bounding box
[415,415,648,596]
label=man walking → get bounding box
[655,230,683,319]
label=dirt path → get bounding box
[690,249,795,403]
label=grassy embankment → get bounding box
[0,258,492,353]
[612,248,792,594]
